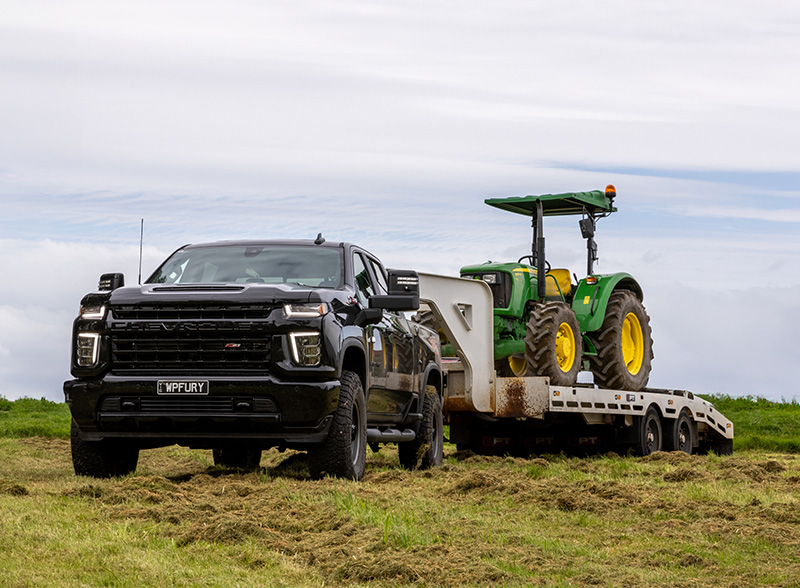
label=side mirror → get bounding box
[98,273,125,291]
[579,218,595,239]
[369,270,420,311]
[355,307,383,327]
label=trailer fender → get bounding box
[572,273,643,334]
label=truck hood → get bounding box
[103,283,340,306]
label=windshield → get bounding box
[147,245,343,288]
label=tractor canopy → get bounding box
[485,189,616,217]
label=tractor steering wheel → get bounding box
[518,255,551,272]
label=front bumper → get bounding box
[64,374,340,448]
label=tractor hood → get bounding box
[485,189,616,217]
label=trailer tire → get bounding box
[309,370,367,480]
[399,385,444,470]
[664,410,695,454]
[71,420,139,478]
[212,446,263,470]
[589,290,653,391]
[525,301,581,386]
[635,406,663,456]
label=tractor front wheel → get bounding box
[589,290,653,391]
[524,302,582,386]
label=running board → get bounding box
[367,428,416,443]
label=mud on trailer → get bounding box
[419,272,733,456]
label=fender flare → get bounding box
[572,272,643,333]
[420,362,443,397]
[338,330,368,386]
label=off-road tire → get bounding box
[495,356,533,377]
[212,446,263,470]
[524,301,582,386]
[399,385,444,470]
[589,290,653,391]
[635,406,663,456]
[309,370,367,480]
[412,309,448,344]
[664,409,695,454]
[71,419,139,478]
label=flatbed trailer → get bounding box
[418,273,733,456]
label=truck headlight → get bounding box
[80,305,106,320]
[283,303,328,318]
[76,333,100,367]
[289,332,322,366]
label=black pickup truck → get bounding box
[65,237,443,480]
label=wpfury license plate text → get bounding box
[157,381,210,395]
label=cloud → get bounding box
[1,1,800,405]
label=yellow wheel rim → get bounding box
[621,312,644,375]
[555,322,576,373]
[508,355,528,377]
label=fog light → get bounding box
[76,333,100,367]
[289,332,322,366]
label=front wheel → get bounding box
[71,420,139,478]
[309,370,367,480]
[399,385,444,470]
[525,302,582,386]
[495,355,533,377]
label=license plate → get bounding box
[157,380,210,395]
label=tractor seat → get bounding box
[545,268,572,299]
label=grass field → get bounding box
[1,395,799,587]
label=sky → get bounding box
[1,0,799,403]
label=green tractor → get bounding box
[455,185,653,391]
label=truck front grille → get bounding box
[109,304,275,373]
[112,303,275,321]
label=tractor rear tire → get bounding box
[524,301,582,386]
[589,290,653,391]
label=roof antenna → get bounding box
[314,232,325,245]
[138,219,144,284]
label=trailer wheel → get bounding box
[71,420,139,478]
[525,301,581,386]
[212,446,263,470]
[399,385,444,469]
[589,290,653,391]
[635,406,663,456]
[309,370,367,480]
[664,410,695,454]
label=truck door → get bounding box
[352,252,416,423]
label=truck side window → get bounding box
[353,253,376,306]
[367,258,389,295]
